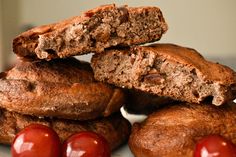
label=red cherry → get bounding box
[11,124,61,157]
[194,135,236,157]
[62,131,111,157]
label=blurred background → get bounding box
[0,0,236,71]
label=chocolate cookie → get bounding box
[13,4,167,60]
[129,102,236,157]
[0,58,124,120]
[91,43,236,106]
[124,89,174,114]
[0,109,130,150]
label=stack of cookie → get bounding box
[0,4,168,152]
[0,4,161,151]
[0,57,131,150]
[91,43,236,156]
[1,4,236,156]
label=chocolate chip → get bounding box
[27,82,36,92]
[0,72,7,79]
[118,6,129,23]
[192,90,199,98]
[84,11,94,18]
[144,73,164,84]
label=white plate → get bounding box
[0,144,134,157]
[0,108,146,157]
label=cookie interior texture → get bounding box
[91,43,236,106]
[13,4,167,60]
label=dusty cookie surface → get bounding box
[0,58,124,120]
[91,43,236,106]
[128,102,236,157]
[13,4,167,60]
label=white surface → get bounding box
[0,144,134,157]
[0,145,10,157]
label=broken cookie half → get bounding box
[13,4,168,60]
[91,43,236,106]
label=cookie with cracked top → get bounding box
[129,102,236,157]
[0,109,130,150]
[0,58,125,120]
